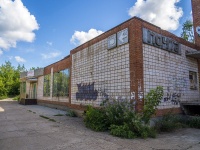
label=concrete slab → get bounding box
[0,99,200,150]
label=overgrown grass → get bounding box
[27,110,36,114]
[12,95,20,101]
[54,114,64,116]
[49,118,56,122]
[40,115,56,122]
[0,95,19,100]
[40,115,50,119]
[0,96,8,100]
[154,114,200,133]
[154,114,184,132]
[66,110,77,117]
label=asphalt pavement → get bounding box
[0,99,200,150]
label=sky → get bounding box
[0,0,193,70]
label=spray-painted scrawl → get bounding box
[76,82,98,100]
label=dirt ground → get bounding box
[0,99,200,150]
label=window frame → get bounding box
[189,71,198,90]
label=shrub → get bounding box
[84,100,158,138]
[155,114,183,132]
[186,117,200,129]
[142,86,163,124]
[103,99,135,126]
[0,95,7,100]
[67,110,77,117]
[110,123,136,139]
[84,106,109,131]
[84,86,164,139]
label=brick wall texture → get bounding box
[34,16,200,115]
[192,0,200,47]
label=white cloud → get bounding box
[0,50,3,56]
[128,0,183,31]
[190,11,193,21]
[8,56,13,60]
[46,41,53,46]
[15,56,26,62]
[70,28,104,45]
[0,0,39,50]
[41,52,61,59]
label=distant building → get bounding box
[20,0,200,116]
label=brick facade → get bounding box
[44,55,71,75]
[21,14,200,116]
[37,55,71,104]
[192,0,200,47]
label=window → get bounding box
[20,82,26,93]
[189,71,197,90]
[53,69,70,97]
[43,74,50,96]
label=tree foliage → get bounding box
[180,20,194,43]
[0,61,25,97]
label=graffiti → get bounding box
[170,77,187,91]
[131,92,135,100]
[98,88,109,100]
[138,79,143,101]
[76,82,98,100]
[161,76,188,106]
[138,92,143,100]
[163,92,181,105]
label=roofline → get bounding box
[43,16,200,69]
[44,55,70,69]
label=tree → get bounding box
[0,61,26,97]
[29,67,40,70]
[181,20,194,43]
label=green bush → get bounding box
[0,95,7,100]
[142,86,163,124]
[84,100,158,138]
[84,86,164,139]
[66,110,77,117]
[104,99,135,126]
[186,117,200,129]
[84,106,109,131]
[155,114,184,132]
[110,123,136,139]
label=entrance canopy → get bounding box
[186,51,200,59]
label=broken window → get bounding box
[189,71,197,90]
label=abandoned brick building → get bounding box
[20,0,200,116]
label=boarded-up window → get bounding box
[189,71,197,90]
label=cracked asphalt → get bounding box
[0,99,200,150]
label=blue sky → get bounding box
[0,0,192,70]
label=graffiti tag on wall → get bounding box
[76,82,98,100]
[162,77,187,105]
[98,88,109,100]
[163,92,181,105]
[170,77,187,91]
[161,77,188,106]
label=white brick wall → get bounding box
[71,39,130,106]
[143,44,200,109]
